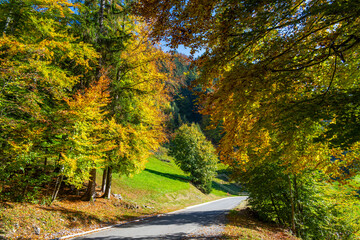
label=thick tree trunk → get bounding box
[101,167,107,192]
[103,166,112,199]
[82,168,97,201]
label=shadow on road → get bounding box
[117,209,226,227]
[79,235,223,240]
[79,233,222,239]
[77,209,227,240]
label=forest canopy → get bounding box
[135,0,360,176]
[135,0,360,237]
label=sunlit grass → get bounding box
[114,156,190,194]
[109,156,242,209]
[110,156,242,204]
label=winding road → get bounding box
[73,196,247,240]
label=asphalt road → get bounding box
[73,196,247,240]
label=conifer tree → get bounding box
[101,21,172,197]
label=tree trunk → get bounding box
[101,167,107,192]
[99,0,105,33]
[82,168,97,201]
[51,165,64,203]
[54,153,61,173]
[103,166,112,199]
[288,175,296,235]
[3,11,12,34]
[51,174,63,203]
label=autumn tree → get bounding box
[56,74,115,201]
[135,0,360,172]
[69,0,134,200]
[135,0,360,183]
[0,0,173,203]
[135,0,360,237]
[100,21,172,198]
[0,0,98,201]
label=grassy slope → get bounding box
[110,157,243,208]
[1,156,241,239]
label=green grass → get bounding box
[105,155,243,209]
[109,157,196,209]
[116,156,190,193]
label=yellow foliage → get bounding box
[60,74,113,185]
[102,20,171,175]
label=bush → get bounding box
[169,123,218,193]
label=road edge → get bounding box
[56,196,246,240]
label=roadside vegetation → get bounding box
[0,155,242,239]
[169,123,218,194]
[222,200,300,240]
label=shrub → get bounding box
[169,123,218,193]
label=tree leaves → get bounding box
[135,1,360,236]
[169,123,218,194]
[0,0,173,200]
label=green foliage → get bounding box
[165,55,201,131]
[173,57,201,124]
[169,123,218,194]
[228,122,360,239]
[238,160,359,239]
[135,2,360,237]
[0,0,98,201]
[165,55,223,144]
[0,0,172,202]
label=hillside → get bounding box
[0,155,242,239]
